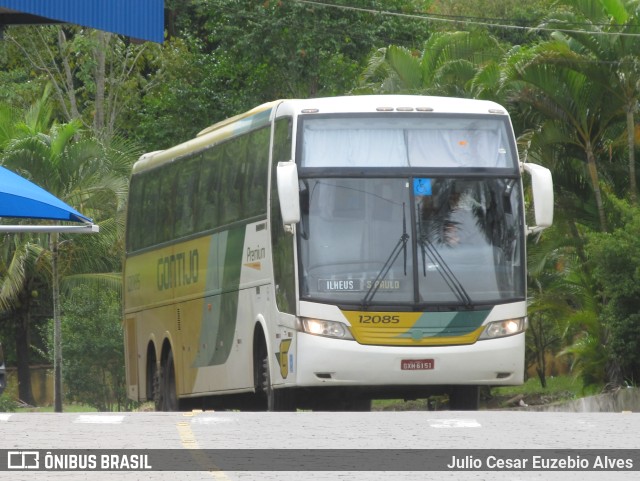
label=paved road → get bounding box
[0,410,639,480]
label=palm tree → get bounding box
[0,233,47,405]
[358,31,504,97]
[526,209,606,389]
[0,88,57,405]
[542,0,640,204]
[0,101,136,410]
[501,40,620,232]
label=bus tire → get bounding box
[153,363,162,411]
[155,350,179,411]
[448,385,480,411]
[261,356,295,412]
[147,356,156,403]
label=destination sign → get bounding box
[318,279,362,292]
[318,279,404,292]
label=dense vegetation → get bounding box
[1,0,640,409]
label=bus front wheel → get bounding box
[258,352,295,411]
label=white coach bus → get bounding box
[123,95,553,411]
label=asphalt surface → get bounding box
[0,410,639,480]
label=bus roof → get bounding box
[273,95,508,116]
[132,95,509,175]
[132,100,281,174]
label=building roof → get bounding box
[0,1,164,43]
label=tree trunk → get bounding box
[626,106,637,204]
[530,315,547,388]
[585,142,607,232]
[57,28,81,122]
[52,232,63,413]
[536,366,547,389]
[14,310,36,406]
[93,31,108,136]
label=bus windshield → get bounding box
[297,177,524,308]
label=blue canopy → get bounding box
[0,165,93,225]
[0,0,164,43]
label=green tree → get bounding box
[528,224,606,391]
[498,4,640,388]
[586,199,640,387]
[0,94,136,410]
[542,0,640,204]
[545,0,640,203]
[124,37,230,149]
[358,31,504,96]
[44,285,131,411]
[4,25,161,142]
[0,87,60,405]
[0,235,49,406]
[202,0,432,98]
[428,0,553,44]
[128,0,437,149]
[502,40,620,232]
[526,228,572,388]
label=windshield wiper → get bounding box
[361,202,409,308]
[415,197,472,307]
[418,236,472,307]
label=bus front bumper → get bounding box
[294,331,525,387]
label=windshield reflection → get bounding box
[298,177,524,308]
[414,178,523,305]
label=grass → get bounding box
[0,395,18,412]
[491,375,582,399]
[487,375,583,408]
[16,403,98,413]
[373,397,447,411]
[0,390,99,413]
[372,375,585,411]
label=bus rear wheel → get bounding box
[155,350,179,411]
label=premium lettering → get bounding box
[246,245,266,262]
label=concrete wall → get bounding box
[526,353,571,378]
[520,388,640,413]
[4,365,53,406]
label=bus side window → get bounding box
[199,148,220,231]
[222,139,244,224]
[246,127,270,217]
[126,175,144,251]
[142,172,161,248]
[158,164,177,243]
[175,156,200,238]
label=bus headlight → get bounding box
[479,318,526,340]
[299,318,354,340]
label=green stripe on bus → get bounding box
[193,226,246,367]
[397,310,490,339]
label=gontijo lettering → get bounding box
[157,249,199,291]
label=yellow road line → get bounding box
[177,411,231,480]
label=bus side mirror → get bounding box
[277,161,301,232]
[522,162,554,234]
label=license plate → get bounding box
[401,359,434,370]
